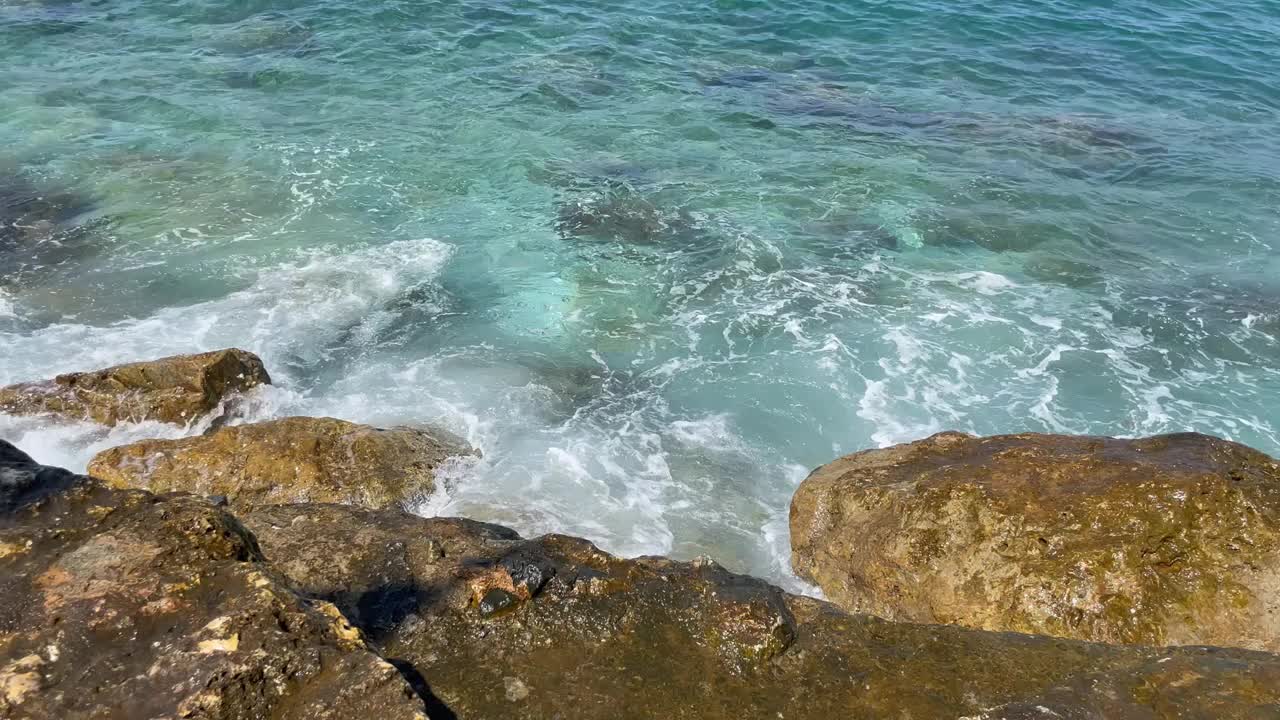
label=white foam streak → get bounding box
[0,238,453,386]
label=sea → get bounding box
[2,0,1278,590]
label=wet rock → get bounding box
[241,504,519,637]
[500,553,554,598]
[791,431,1280,650]
[478,588,517,616]
[243,502,1280,719]
[0,441,85,513]
[0,441,426,720]
[88,416,475,513]
[0,348,271,427]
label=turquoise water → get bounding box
[2,0,1278,587]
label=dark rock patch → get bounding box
[0,440,85,513]
[0,173,104,287]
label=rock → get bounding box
[477,588,517,616]
[88,416,474,512]
[242,502,1280,719]
[0,441,84,513]
[0,348,271,427]
[240,504,519,637]
[555,184,703,248]
[0,440,426,720]
[790,431,1280,651]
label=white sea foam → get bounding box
[1030,315,1062,330]
[0,413,203,473]
[0,238,453,386]
[0,238,454,481]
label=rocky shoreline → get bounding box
[4,349,1280,718]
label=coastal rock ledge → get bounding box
[0,348,270,427]
[790,431,1280,650]
[87,416,475,512]
[0,441,426,720]
[4,440,1280,718]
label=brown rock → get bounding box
[0,348,270,427]
[790,431,1280,650]
[88,416,474,512]
[242,502,1280,719]
[0,440,426,720]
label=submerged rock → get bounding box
[1034,115,1166,156]
[87,416,474,512]
[1,4,87,39]
[198,11,319,58]
[0,173,102,285]
[242,502,1280,719]
[0,348,270,427]
[555,184,704,248]
[0,441,426,720]
[791,431,1280,651]
[701,66,937,132]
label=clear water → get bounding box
[2,0,1278,589]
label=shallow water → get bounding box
[2,0,1278,589]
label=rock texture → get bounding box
[0,348,270,427]
[790,431,1280,650]
[242,502,1280,719]
[0,440,426,720]
[88,416,474,512]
